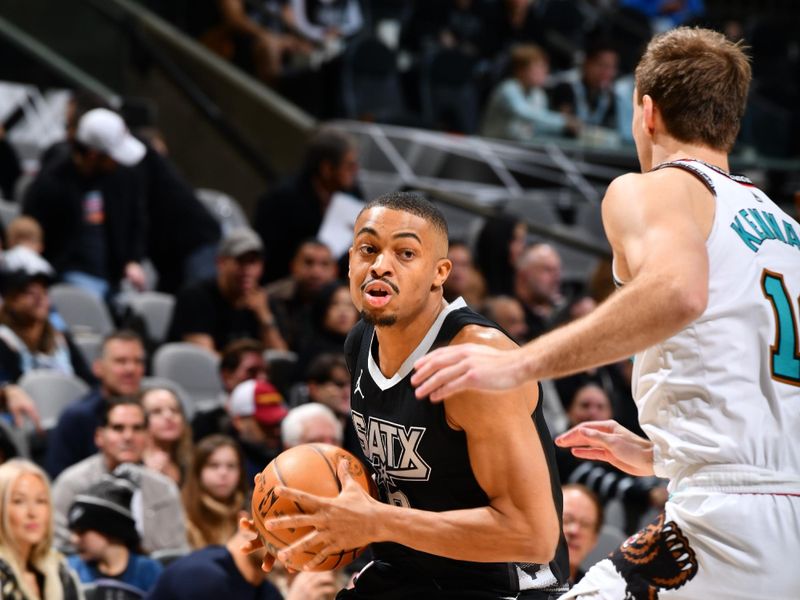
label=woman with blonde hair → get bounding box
[0,459,81,600]
[181,435,247,549]
[141,387,193,485]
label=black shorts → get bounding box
[335,560,566,600]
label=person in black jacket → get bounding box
[134,143,221,294]
[23,108,147,301]
[253,127,361,284]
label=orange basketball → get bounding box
[251,443,376,571]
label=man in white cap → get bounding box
[23,108,148,300]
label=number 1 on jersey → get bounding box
[762,270,800,386]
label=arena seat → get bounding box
[582,523,627,572]
[49,284,115,337]
[18,369,90,430]
[153,343,224,413]
[126,291,176,345]
[195,188,249,235]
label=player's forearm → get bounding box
[520,271,705,382]
[373,502,559,564]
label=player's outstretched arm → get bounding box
[555,419,655,476]
[264,329,561,568]
[413,171,710,400]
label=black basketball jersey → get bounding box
[344,298,569,594]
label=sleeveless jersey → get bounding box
[344,298,569,594]
[629,159,800,490]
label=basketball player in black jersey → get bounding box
[248,192,568,598]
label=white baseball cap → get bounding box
[75,108,146,166]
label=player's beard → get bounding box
[360,309,397,327]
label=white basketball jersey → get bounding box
[631,159,800,490]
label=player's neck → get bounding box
[651,141,729,173]
[374,296,447,377]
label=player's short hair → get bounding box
[635,27,751,152]
[510,44,548,73]
[361,191,449,240]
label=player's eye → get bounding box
[399,249,415,260]
[359,245,376,255]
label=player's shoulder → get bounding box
[450,323,517,351]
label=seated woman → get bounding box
[0,459,81,600]
[141,387,193,485]
[182,435,247,549]
[482,44,577,141]
[296,280,358,377]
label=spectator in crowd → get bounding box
[66,468,163,593]
[168,228,288,353]
[182,435,247,550]
[46,330,145,478]
[482,45,577,141]
[192,339,268,441]
[254,128,360,283]
[400,0,496,58]
[141,388,193,486]
[283,0,364,45]
[620,0,705,32]
[296,280,357,375]
[481,295,529,344]
[147,506,335,600]
[23,108,148,300]
[52,398,188,554]
[483,0,545,58]
[0,459,81,600]
[135,141,222,294]
[228,378,288,481]
[551,42,620,133]
[514,243,564,339]
[475,215,527,296]
[38,91,109,170]
[187,0,311,84]
[555,383,667,532]
[267,239,338,351]
[443,240,485,307]
[0,247,94,386]
[561,483,604,587]
[281,402,342,448]
[5,216,44,254]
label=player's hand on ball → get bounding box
[263,460,381,571]
[412,343,526,401]
[239,517,277,573]
[555,420,656,477]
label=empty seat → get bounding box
[49,284,115,337]
[195,188,249,236]
[153,343,224,413]
[18,370,90,430]
[72,334,104,366]
[0,198,20,228]
[582,523,627,572]
[126,292,176,344]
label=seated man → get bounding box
[228,378,288,481]
[280,402,342,448]
[561,483,605,587]
[266,238,337,351]
[46,330,145,478]
[191,338,269,441]
[52,397,188,554]
[167,228,287,354]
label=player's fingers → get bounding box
[337,459,355,487]
[240,536,265,554]
[240,517,258,536]
[263,513,319,531]
[261,552,276,573]
[415,362,468,401]
[278,530,319,568]
[428,369,475,402]
[411,347,464,391]
[570,447,613,462]
[302,544,338,571]
[274,485,325,510]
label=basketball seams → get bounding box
[310,443,342,493]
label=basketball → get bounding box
[251,443,376,571]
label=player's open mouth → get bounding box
[364,282,394,308]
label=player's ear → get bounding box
[642,94,656,136]
[347,246,353,277]
[432,258,452,290]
